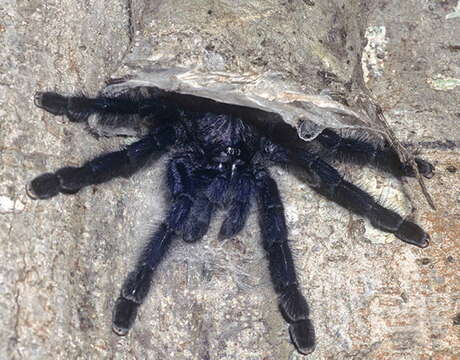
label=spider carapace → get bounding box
[27,88,434,355]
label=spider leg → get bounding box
[314,129,434,178]
[35,91,137,121]
[113,153,197,335]
[34,88,179,135]
[182,195,214,242]
[255,169,315,355]
[182,162,246,243]
[292,149,430,247]
[27,125,176,199]
[219,172,253,238]
[112,196,192,335]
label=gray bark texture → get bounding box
[1,1,459,359]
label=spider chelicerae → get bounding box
[27,86,434,355]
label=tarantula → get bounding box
[27,87,434,355]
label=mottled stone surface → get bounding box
[1,1,459,359]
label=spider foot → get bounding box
[289,319,316,355]
[277,284,315,354]
[395,221,430,248]
[402,158,434,178]
[28,168,86,200]
[371,207,430,248]
[218,217,243,239]
[183,220,208,242]
[34,91,94,122]
[34,92,68,116]
[415,158,435,178]
[27,173,60,199]
[112,296,139,336]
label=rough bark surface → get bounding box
[1,1,459,359]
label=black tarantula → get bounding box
[27,87,434,355]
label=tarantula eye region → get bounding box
[212,147,243,164]
[225,146,241,156]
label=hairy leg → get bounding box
[34,88,179,136]
[113,152,197,334]
[35,91,140,121]
[168,153,233,243]
[182,168,254,241]
[314,129,434,178]
[182,195,214,242]
[219,172,253,238]
[27,125,177,199]
[167,151,219,243]
[255,169,315,355]
[291,149,429,247]
[112,196,192,334]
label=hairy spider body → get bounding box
[28,89,434,355]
